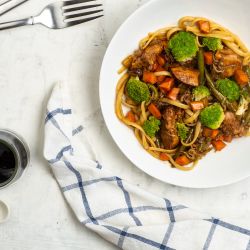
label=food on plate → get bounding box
[115,16,250,171]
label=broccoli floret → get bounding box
[126,77,150,103]
[202,37,223,51]
[143,116,161,138]
[168,31,198,62]
[200,103,225,129]
[176,123,189,141]
[216,78,240,102]
[193,86,211,101]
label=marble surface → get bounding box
[0,0,249,249]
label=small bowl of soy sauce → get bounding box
[0,130,29,189]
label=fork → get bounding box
[0,0,103,30]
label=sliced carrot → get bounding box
[175,155,191,166]
[125,111,136,123]
[234,69,249,86]
[159,78,174,92]
[157,75,166,83]
[190,101,205,111]
[148,103,161,119]
[204,51,213,65]
[223,135,233,143]
[210,130,220,139]
[157,56,166,66]
[167,87,180,100]
[197,20,210,34]
[143,71,157,84]
[203,128,219,139]
[159,153,170,161]
[212,140,226,151]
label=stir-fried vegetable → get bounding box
[168,31,198,62]
[176,123,189,141]
[126,77,150,103]
[148,103,161,119]
[204,51,213,65]
[198,48,205,85]
[142,116,161,138]
[193,85,210,101]
[216,78,240,102]
[199,103,225,129]
[202,37,223,51]
[205,69,237,112]
[234,69,249,86]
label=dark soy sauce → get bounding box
[0,141,16,185]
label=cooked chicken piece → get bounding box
[130,40,166,71]
[214,49,242,78]
[171,66,200,86]
[221,112,247,137]
[160,106,180,149]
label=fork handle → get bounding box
[0,16,34,30]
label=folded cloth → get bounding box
[44,83,250,250]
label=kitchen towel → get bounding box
[44,83,250,250]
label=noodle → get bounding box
[184,111,201,124]
[181,122,202,147]
[160,98,190,109]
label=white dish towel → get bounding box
[44,83,250,250]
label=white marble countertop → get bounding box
[0,0,249,249]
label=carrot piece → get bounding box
[159,153,170,161]
[157,75,166,83]
[190,101,205,111]
[212,140,226,151]
[223,135,233,143]
[159,78,174,92]
[148,103,161,119]
[175,155,191,166]
[203,128,219,139]
[204,51,213,65]
[125,111,136,123]
[210,130,220,139]
[143,71,157,84]
[234,69,249,86]
[197,20,210,34]
[157,56,166,66]
[167,88,180,100]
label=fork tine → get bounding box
[63,0,96,6]
[63,4,102,13]
[66,14,103,26]
[64,9,103,20]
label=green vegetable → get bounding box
[216,78,240,102]
[205,69,237,112]
[176,123,190,141]
[200,103,225,129]
[202,37,223,51]
[148,84,159,100]
[143,116,161,138]
[126,77,150,103]
[168,31,198,62]
[198,48,205,85]
[193,86,211,101]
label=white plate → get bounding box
[99,0,250,188]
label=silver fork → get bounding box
[0,0,103,30]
